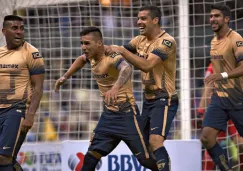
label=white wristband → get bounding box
[221,72,228,79]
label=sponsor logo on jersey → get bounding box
[0,64,18,69]
[211,55,223,59]
[32,52,42,59]
[162,39,172,48]
[93,73,109,79]
[236,41,243,47]
[3,146,11,150]
[110,52,120,58]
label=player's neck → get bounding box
[146,28,162,41]
[93,51,105,62]
[6,44,19,50]
[216,26,230,40]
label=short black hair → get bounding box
[139,5,162,25]
[211,4,231,18]
[80,26,103,40]
[3,15,24,28]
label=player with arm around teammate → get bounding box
[0,15,45,171]
[55,26,159,171]
[105,5,178,171]
[200,4,243,171]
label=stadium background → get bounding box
[0,0,243,170]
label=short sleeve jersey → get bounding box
[210,29,243,108]
[124,30,177,99]
[0,42,45,109]
[89,53,136,112]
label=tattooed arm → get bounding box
[104,60,132,105]
[114,60,132,88]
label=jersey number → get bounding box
[0,72,20,103]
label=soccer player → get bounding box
[200,4,243,171]
[105,5,178,171]
[55,26,158,171]
[195,63,243,170]
[0,15,45,171]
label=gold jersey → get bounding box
[89,53,136,112]
[124,30,177,99]
[0,42,45,109]
[210,29,243,108]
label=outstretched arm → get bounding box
[104,60,132,105]
[106,45,161,73]
[55,55,87,92]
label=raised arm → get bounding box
[55,55,87,92]
[106,45,161,73]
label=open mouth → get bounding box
[14,38,22,42]
[139,27,145,32]
[211,22,218,27]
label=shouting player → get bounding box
[55,26,159,171]
[200,4,243,171]
[0,15,45,171]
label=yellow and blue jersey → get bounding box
[210,29,243,108]
[89,53,136,112]
[124,30,177,99]
[0,42,45,109]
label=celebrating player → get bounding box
[200,4,243,171]
[195,63,243,170]
[105,5,178,171]
[55,26,158,171]
[0,15,45,171]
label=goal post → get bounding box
[179,0,191,140]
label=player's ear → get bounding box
[153,17,159,25]
[98,40,103,46]
[2,28,6,36]
[224,16,230,24]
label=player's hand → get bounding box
[104,45,112,55]
[204,73,223,84]
[21,114,35,134]
[104,86,119,105]
[104,45,122,55]
[55,76,67,93]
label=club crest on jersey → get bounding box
[110,52,120,58]
[32,52,42,59]
[236,41,243,47]
[162,39,172,48]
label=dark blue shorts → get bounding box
[0,107,26,158]
[88,106,149,160]
[140,96,178,140]
[203,100,243,136]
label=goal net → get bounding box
[0,0,181,141]
[0,0,243,170]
